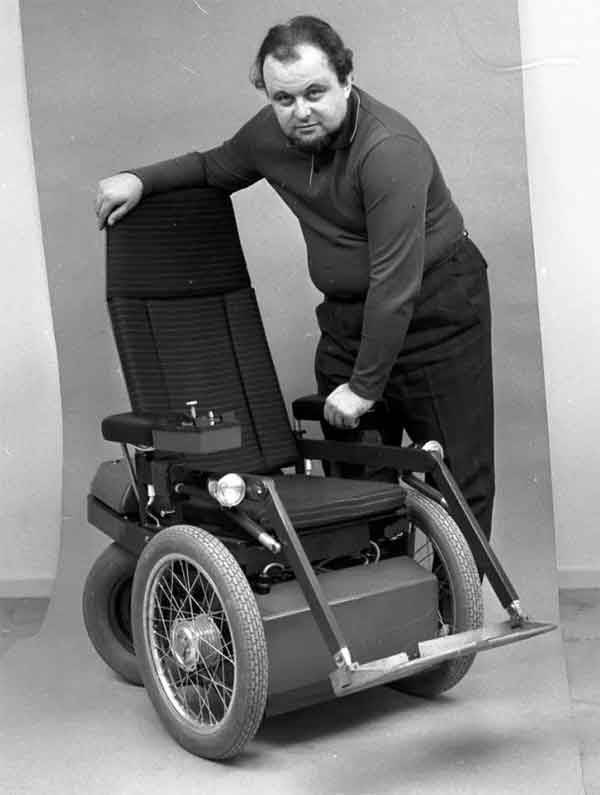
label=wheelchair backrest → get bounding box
[105,187,298,473]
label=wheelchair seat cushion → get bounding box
[261,475,406,530]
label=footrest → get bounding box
[330,619,556,697]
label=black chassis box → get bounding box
[259,555,438,715]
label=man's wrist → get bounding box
[347,378,380,403]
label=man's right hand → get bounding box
[95,173,144,230]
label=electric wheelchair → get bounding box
[83,187,554,760]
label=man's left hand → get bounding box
[324,383,375,429]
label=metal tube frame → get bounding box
[261,478,356,670]
[296,437,522,616]
[91,432,550,678]
[120,443,141,507]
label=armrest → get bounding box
[296,437,437,473]
[292,393,389,431]
[102,412,156,446]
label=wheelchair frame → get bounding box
[88,404,554,700]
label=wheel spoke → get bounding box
[185,571,206,613]
[155,586,174,643]
[414,539,433,563]
[184,667,221,724]
[151,626,172,645]
[199,573,219,617]
[201,636,234,667]
[170,564,191,621]
[201,666,231,712]
[171,563,189,623]
[220,635,235,660]
[408,521,458,634]
[169,566,201,617]
[157,566,184,622]
[178,672,192,714]
[195,687,216,725]
[180,561,199,618]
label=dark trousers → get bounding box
[315,236,495,541]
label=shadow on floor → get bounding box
[0,597,50,657]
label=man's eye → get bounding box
[277,96,294,107]
[307,90,324,101]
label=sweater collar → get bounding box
[329,87,361,150]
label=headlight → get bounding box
[208,473,246,508]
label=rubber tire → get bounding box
[131,525,269,760]
[82,543,142,686]
[390,486,484,697]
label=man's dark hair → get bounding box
[250,16,354,90]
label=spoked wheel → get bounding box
[82,542,142,685]
[390,485,484,697]
[131,525,268,760]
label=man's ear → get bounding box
[343,74,353,98]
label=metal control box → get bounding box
[152,410,242,455]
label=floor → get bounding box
[0,580,589,794]
[559,589,600,794]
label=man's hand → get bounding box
[324,383,375,429]
[95,173,144,230]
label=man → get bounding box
[95,15,495,539]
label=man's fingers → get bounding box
[96,197,128,229]
[95,197,115,229]
[324,383,372,429]
[324,403,359,429]
[324,402,338,426]
[95,174,143,230]
[107,202,130,227]
[342,417,359,429]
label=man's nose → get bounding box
[293,98,311,120]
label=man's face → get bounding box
[263,43,352,152]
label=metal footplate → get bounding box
[330,619,556,697]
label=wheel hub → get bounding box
[170,614,222,672]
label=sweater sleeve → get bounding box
[348,134,432,401]
[126,114,264,196]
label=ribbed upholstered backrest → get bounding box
[106,187,298,473]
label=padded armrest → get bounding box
[292,394,389,431]
[102,413,156,445]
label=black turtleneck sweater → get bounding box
[129,87,464,400]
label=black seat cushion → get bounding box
[256,474,405,530]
